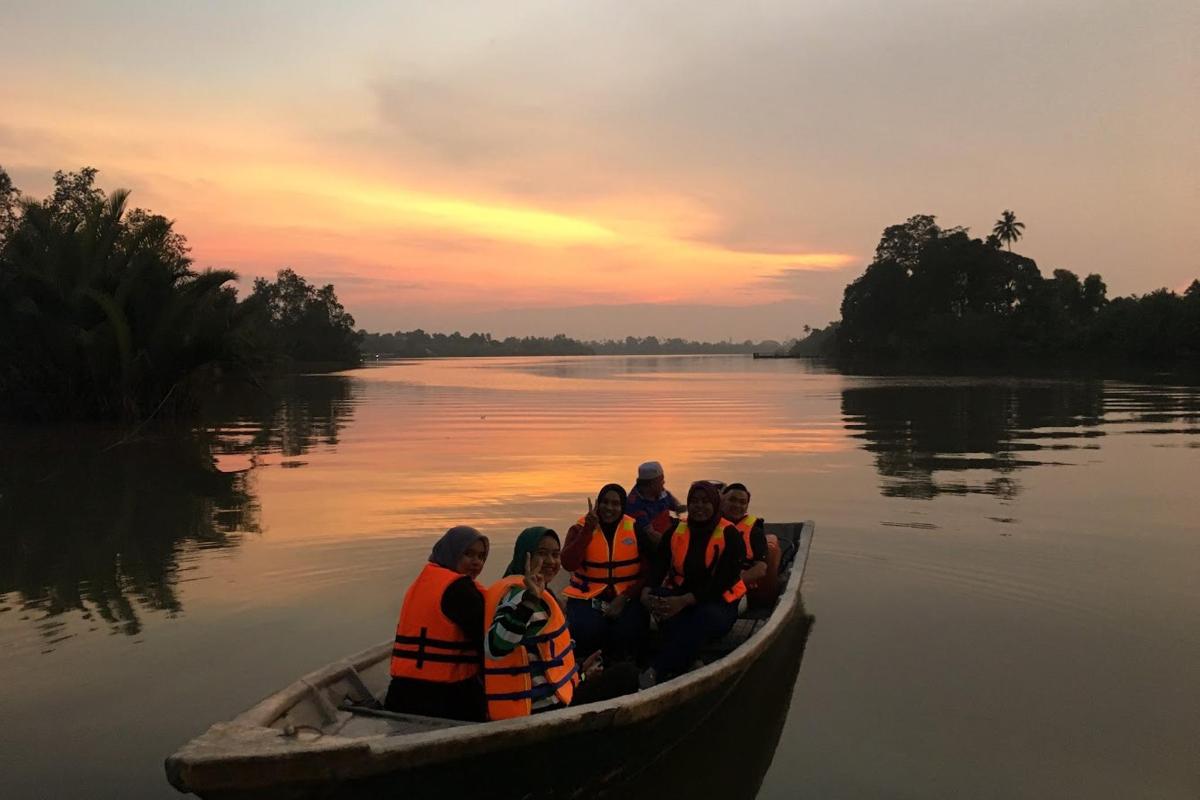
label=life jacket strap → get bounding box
[483,642,576,675]
[580,556,641,569]
[484,665,579,702]
[570,573,641,588]
[391,648,480,665]
[528,620,569,644]
[394,626,479,669]
[394,633,476,650]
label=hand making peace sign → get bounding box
[523,552,547,599]
[583,496,599,532]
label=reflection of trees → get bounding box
[201,374,358,458]
[842,381,1106,499]
[0,375,358,646]
[1102,383,1200,429]
[0,432,258,640]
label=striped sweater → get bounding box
[484,586,565,714]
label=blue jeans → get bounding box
[565,596,649,663]
[652,595,739,679]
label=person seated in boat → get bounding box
[384,526,490,721]
[640,481,746,685]
[625,460,686,549]
[720,482,768,589]
[561,483,650,663]
[483,527,638,720]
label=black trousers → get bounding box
[384,676,485,721]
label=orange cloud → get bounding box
[0,83,854,313]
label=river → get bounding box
[1,356,1197,798]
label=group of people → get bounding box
[384,461,776,723]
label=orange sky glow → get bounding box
[2,2,1195,340]
[2,85,853,319]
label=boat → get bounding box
[165,520,815,799]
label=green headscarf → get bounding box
[503,526,560,577]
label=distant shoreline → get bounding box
[355,352,1198,385]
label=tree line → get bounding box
[590,336,787,355]
[792,212,1199,364]
[360,331,788,358]
[0,167,362,422]
[360,330,592,358]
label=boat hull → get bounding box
[192,611,812,800]
[167,522,815,799]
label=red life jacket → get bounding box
[390,563,482,683]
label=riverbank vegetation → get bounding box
[791,213,1199,365]
[0,167,361,422]
[360,331,787,357]
[360,330,593,357]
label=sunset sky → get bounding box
[2,1,1195,341]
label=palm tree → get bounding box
[992,210,1025,252]
[0,176,253,421]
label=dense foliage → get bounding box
[246,268,363,366]
[788,324,839,356]
[0,168,255,421]
[829,214,1199,363]
[0,167,360,421]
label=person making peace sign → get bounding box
[561,483,650,663]
[482,527,636,720]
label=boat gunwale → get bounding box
[167,520,814,792]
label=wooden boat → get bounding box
[166,521,815,799]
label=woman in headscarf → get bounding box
[561,483,649,663]
[384,525,489,720]
[640,481,746,685]
[483,527,636,720]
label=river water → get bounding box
[1,356,1197,799]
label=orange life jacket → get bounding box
[731,514,764,586]
[731,515,761,562]
[746,534,782,609]
[483,576,578,720]
[563,515,641,600]
[390,563,483,683]
[666,519,747,604]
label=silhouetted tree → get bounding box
[1082,273,1108,313]
[789,323,840,356]
[0,168,256,421]
[992,210,1025,251]
[0,166,20,242]
[835,213,1196,363]
[246,269,362,366]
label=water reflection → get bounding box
[842,380,1107,500]
[1102,382,1200,435]
[202,374,358,463]
[0,432,257,645]
[843,378,1200,501]
[0,375,358,649]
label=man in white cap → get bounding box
[626,461,686,549]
